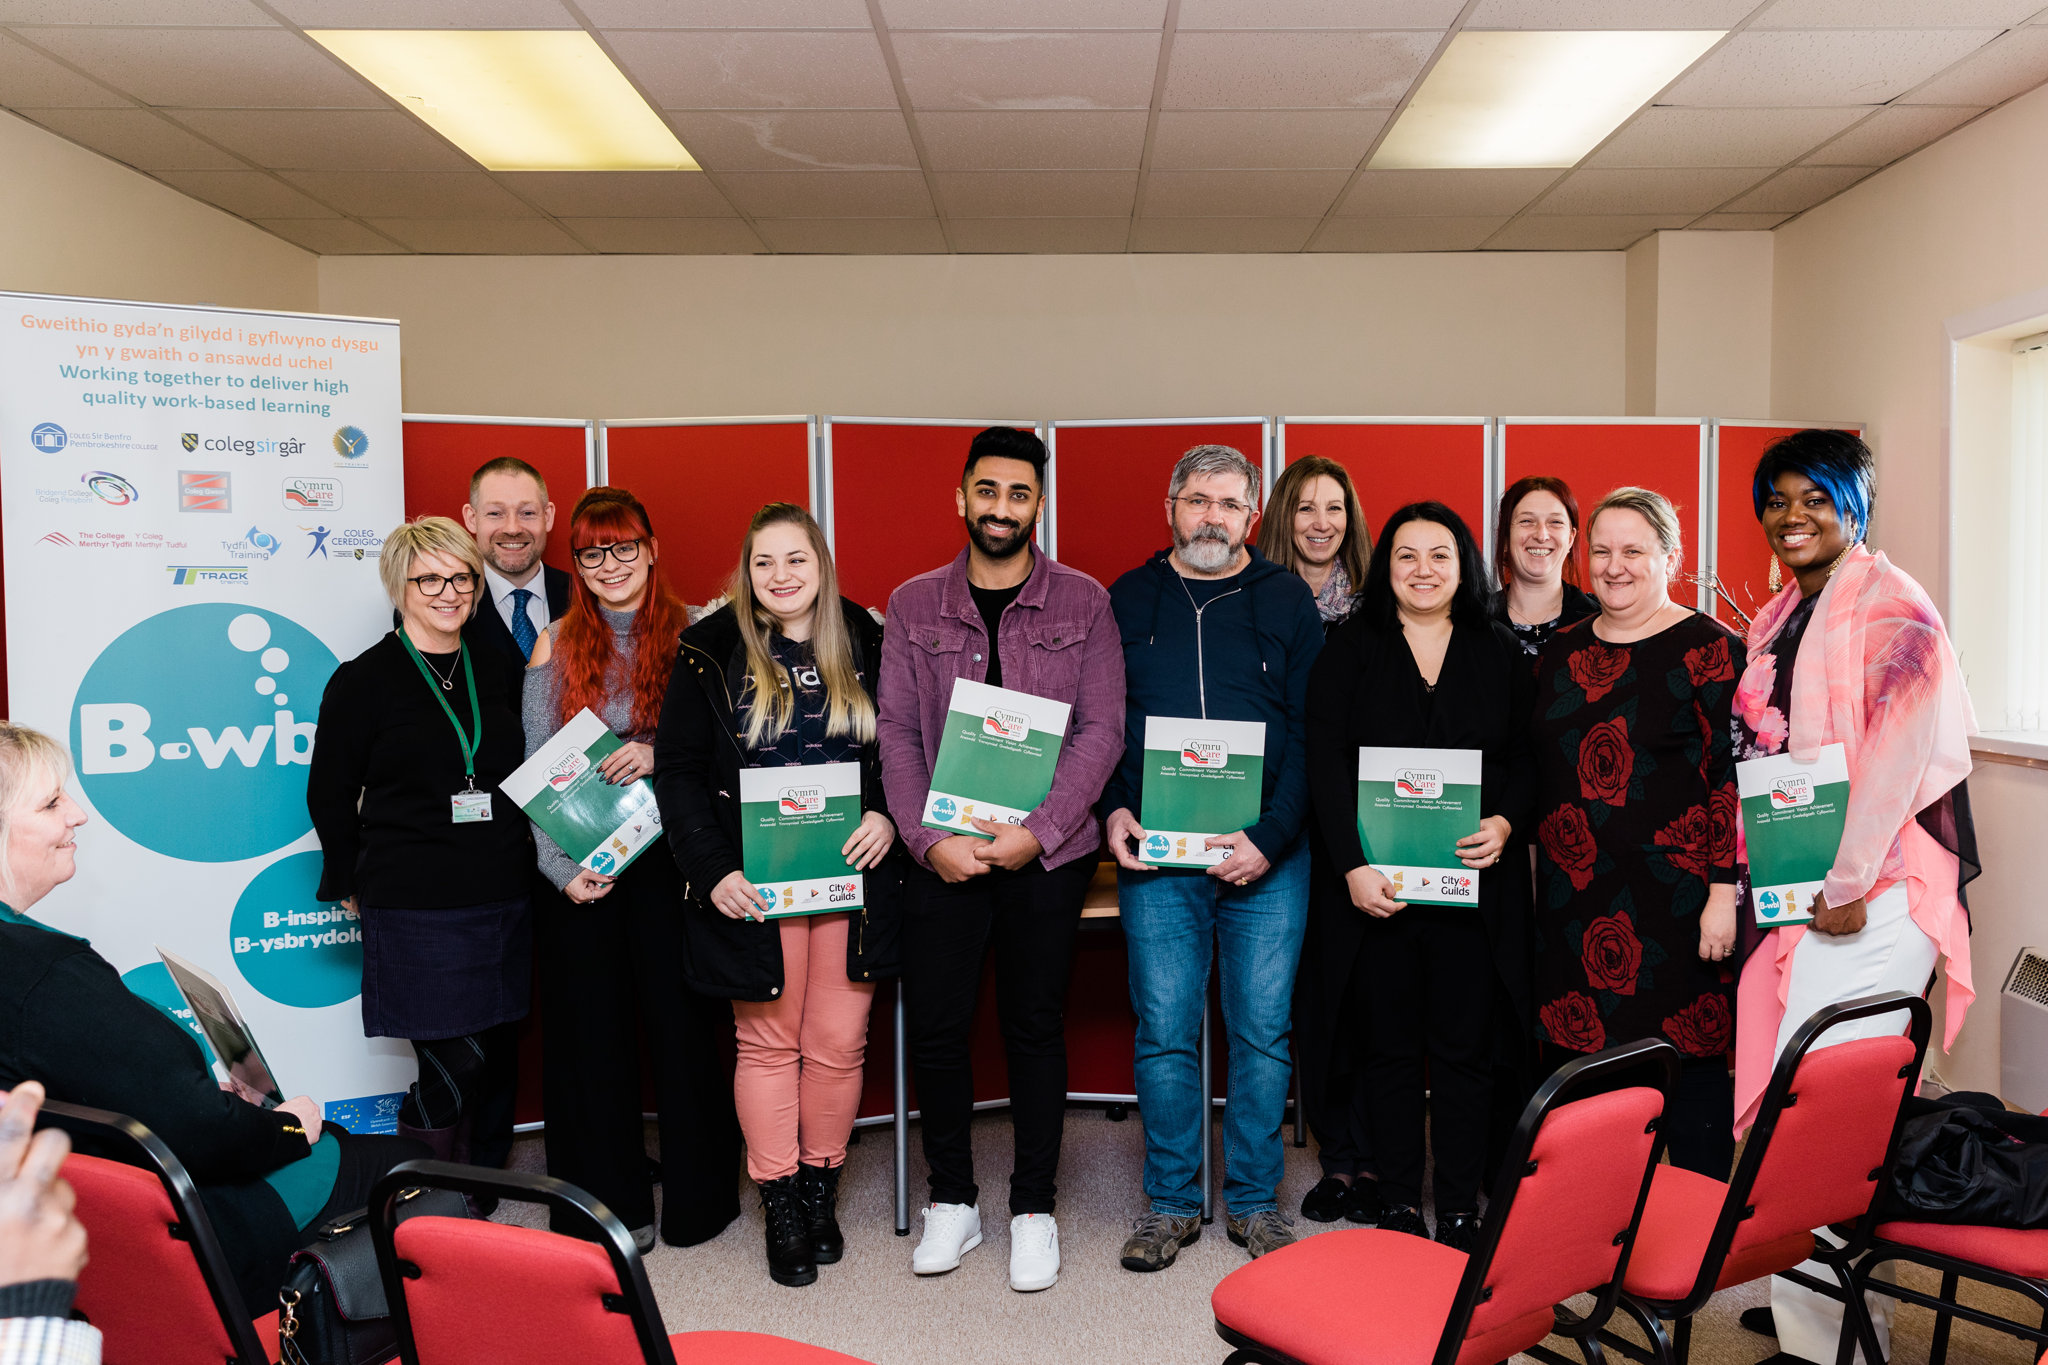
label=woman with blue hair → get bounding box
[1728,429,1979,1365]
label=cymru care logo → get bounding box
[779,785,824,815]
[1770,776,1814,808]
[1180,738,1227,768]
[1395,768,1444,799]
[71,605,337,862]
[283,477,341,510]
[82,471,137,505]
[333,426,368,460]
[982,708,1028,741]
[547,751,588,791]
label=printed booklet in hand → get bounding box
[1737,743,1849,928]
[740,761,865,917]
[500,708,663,879]
[1355,747,1482,905]
[921,678,1070,840]
[1137,716,1265,868]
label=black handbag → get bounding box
[277,1187,472,1365]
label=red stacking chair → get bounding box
[1210,1038,1680,1365]
[1558,991,1931,1365]
[37,1098,281,1365]
[368,1161,875,1365]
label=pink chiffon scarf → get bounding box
[1732,543,1977,1133]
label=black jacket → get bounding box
[652,600,901,1002]
[469,564,572,732]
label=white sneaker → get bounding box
[911,1202,982,1274]
[1009,1213,1059,1292]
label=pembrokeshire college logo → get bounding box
[71,605,338,862]
[1770,776,1814,808]
[546,751,588,791]
[283,477,341,510]
[1394,768,1444,799]
[179,471,231,512]
[780,785,825,815]
[31,422,66,452]
[983,707,1029,741]
[1180,738,1227,768]
[82,471,138,505]
[333,425,368,460]
[167,566,249,587]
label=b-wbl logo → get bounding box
[780,786,824,814]
[983,708,1029,741]
[1394,768,1443,799]
[1181,739,1227,768]
[1770,776,1814,808]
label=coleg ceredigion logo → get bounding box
[71,605,338,862]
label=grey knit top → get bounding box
[521,605,646,891]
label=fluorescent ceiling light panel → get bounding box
[1371,30,1724,170]
[307,30,696,172]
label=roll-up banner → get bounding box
[1,291,412,1130]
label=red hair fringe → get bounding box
[553,490,684,737]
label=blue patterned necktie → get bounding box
[509,587,538,660]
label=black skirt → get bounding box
[359,895,533,1039]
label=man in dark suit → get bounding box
[460,457,572,720]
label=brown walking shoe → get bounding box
[1226,1209,1298,1259]
[1119,1209,1202,1271]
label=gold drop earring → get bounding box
[1768,556,1782,591]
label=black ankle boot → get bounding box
[759,1175,817,1287]
[797,1162,844,1264]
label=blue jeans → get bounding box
[1119,843,1309,1218]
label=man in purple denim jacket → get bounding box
[877,426,1126,1294]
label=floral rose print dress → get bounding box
[1530,612,1742,1057]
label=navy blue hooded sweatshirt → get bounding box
[1101,546,1325,863]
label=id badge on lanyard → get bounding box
[451,787,493,824]
[399,632,491,825]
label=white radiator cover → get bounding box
[2000,947,2048,1115]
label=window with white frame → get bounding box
[2009,331,2048,733]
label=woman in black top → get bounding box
[0,722,424,1310]
[1305,503,1533,1251]
[1493,475,1598,658]
[308,517,532,1177]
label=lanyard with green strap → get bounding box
[397,631,483,791]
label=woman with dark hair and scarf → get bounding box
[1729,430,1978,1365]
[1304,502,1533,1251]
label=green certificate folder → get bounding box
[1355,746,1482,905]
[500,708,662,878]
[1737,743,1848,929]
[739,761,865,918]
[921,678,1071,840]
[1138,716,1266,868]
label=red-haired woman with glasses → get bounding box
[521,488,742,1253]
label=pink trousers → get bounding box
[731,912,875,1183]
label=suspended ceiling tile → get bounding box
[1750,0,2042,27]
[932,169,1137,216]
[167,109,474,170]
[1802,105,1982,164]
[493,169,739,216]
[580,0,872,24]
[365,217,587,252]
[152,168,339,217]
[0,0,269,21]
[1338,167,1558,216]
[1141,168,1351,216]
[15,27,383,108]
[264,0,579,24]
[1150,109,1390,168]
[753,217,950,252]
[948,217,1132,251]
[0,33,128,105]
[1130,217,1320,251]
[611,30,899,110]
[1534,166,1770,214]
[1690,212,1792,228]
[1660,29,2000,107]
[18,106,246,168]
[1486,214,1693,249]
[1898,27,2048,106]
[1310,216,1507,251]
[254,218,405,253]
[891,31,1160,110]
[1178,0,1464,28]
[879,0,1167,28]
[915,110,1148,168]
[1464,0,1761,26]
[1586,106,1865,167]
[1723,164,1874,211]
[664,110,918,171]
[716,169,935,217]
[1161,30,1438,109]
[556,217,766,252]
[277,170,539,218]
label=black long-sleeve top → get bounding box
[307,631,529,907]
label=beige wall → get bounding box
[1646,230,1774,419]
[316,251,1626,422]
[1771,82,2048,1091]
[0,111,314,313]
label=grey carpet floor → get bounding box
[494,1111,2041,1365]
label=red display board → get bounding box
[827,419,1034,612]
[1709,421,1863,631]
[602,420,813,609]
[1276,419,1488,560]
[1501,419,1707,607]
[401,417,591,576]
[1050,420,1268,590]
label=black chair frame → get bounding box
[369,1160,677,1365]
[1852,1235,2048,1365]
[1538,992,1931,1365]
[35,1097,274,1365]
[1217,1038,1681,1365]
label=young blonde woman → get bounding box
[651,503,900,1289]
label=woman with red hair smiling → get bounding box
[522,487,741,1254]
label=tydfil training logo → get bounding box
[983,708,1029,741]
[780,786,825,815]
[1770,776,1815,808]
[1180,739,1227,768]
[1395,768,1444,799]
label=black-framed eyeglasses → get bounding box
[1173,494,1253,518]
[409,572,479,596]
[574,540,643,570]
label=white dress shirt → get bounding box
[481,563,550,644]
